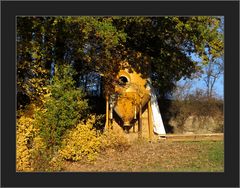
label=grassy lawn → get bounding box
[142,141,224,172]
[63,140,224,172]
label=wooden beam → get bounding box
[133,104,137,133]
[105,95,109,129]
[138,103,142,138]
[109,103,113,129]
[147,100,153,141]
[164,133,224,141]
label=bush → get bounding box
[59,115,130,162]
[16,114,53,172]
[36,65,89,147]
[16,116,36,171]
[59,115,102,161]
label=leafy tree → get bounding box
[201,17,224,98]
[17,16,224,104]
[36,65,89,147]
[17,17,56,108]
[111,16,223,97]
[17,17,126,107]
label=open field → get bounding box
[63,139,224,172]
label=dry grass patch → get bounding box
[62,140,223,172]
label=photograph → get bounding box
[16,16,224,172]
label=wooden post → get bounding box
[109,103,113,129]
[105,95,109,129]
[138,103,142,138]
[147,100,153,141]
[133,104,137,133]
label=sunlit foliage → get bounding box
[17,16,223,106]
[35,65,89,147]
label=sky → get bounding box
[176,16,224,99]
[176,53,224,99]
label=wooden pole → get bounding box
[138,103,142,138]
[133,104,137,133]
[109,103,113,129]
[105,95,109,129]
[147,100,153,141]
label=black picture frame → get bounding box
[1,1,239,187]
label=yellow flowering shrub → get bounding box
[59,115,102,161]
[16,116,36,171]
[17,112,131,170]
[16,112,49,172]
[59,116,131,162]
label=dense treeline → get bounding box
[17,16,223,108]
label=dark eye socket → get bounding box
[119,76,128,86]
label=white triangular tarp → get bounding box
[150,85,166,135]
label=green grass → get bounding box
[176,141,224,172]
[139,141,224,172]
[208,141,224,162]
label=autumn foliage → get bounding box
[16,16,224,172]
